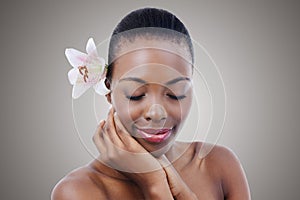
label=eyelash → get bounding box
[126,94,186,101]
[126,94,145,101]
[167,94,186,100]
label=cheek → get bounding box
[167,101,190,122]
[127,102,146,120]
[167,94,192,124]
[111,93,140,132]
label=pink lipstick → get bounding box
[136,128,172,143]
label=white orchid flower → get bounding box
[65,38,110,99]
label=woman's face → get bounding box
[109,42,193,156]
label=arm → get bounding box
[157,155,198,200]
[93,108,197,199]
[51,176,106,200]
[217,146,251,200]
[136,159,197,200]
[93,108,174,199]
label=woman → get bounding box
[52,7,251,199]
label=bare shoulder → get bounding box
[51,165,106,200]
[201,143,241,168]
[196,142,251,200]
[173,141,242,166]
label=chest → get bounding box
[180,165,224,200]
[102,171,224,200]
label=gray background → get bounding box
[0,0,299,199]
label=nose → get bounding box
[144,103,167,123]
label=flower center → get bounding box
[78,66,89,83]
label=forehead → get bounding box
[112,48,193,84]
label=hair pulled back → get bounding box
[106,7,194,83]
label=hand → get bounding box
[158,155,198,200]
[93,108,196,199]
[93,108,169,191]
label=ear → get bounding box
[105,79,112,104]
[105,93,112,104]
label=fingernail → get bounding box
[99,119,105,125]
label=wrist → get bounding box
[134,169,166,188]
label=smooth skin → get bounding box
[52,40,251,199]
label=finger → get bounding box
[157,154,172,168]
[93,120,105,141]
[113,114,149,152]
[157,156,182,191]
[103,107,122,145]
[157,156,179,179]
[157,156,182,186]
[95,120,105,135]
[93,120,106,153]
[113,113,133,144]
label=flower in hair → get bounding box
[65,38,110,99]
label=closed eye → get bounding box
[167,94,186,100]
[126,94,145,101]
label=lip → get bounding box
[136,128,173,143]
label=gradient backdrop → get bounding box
[0,0,299,199]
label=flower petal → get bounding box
[67,68,78,85]
[98,57,106,73]
[65,48,87,67]
[86,38,98,57]
[72,82,92,99]
[93,78,110,95]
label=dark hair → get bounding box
[106,7,194,85]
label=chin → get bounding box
[132,125,179,157]
[148,141,175,158]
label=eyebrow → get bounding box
[165,77,191,85]
[119,76,190,85]
[119,77,147,84]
